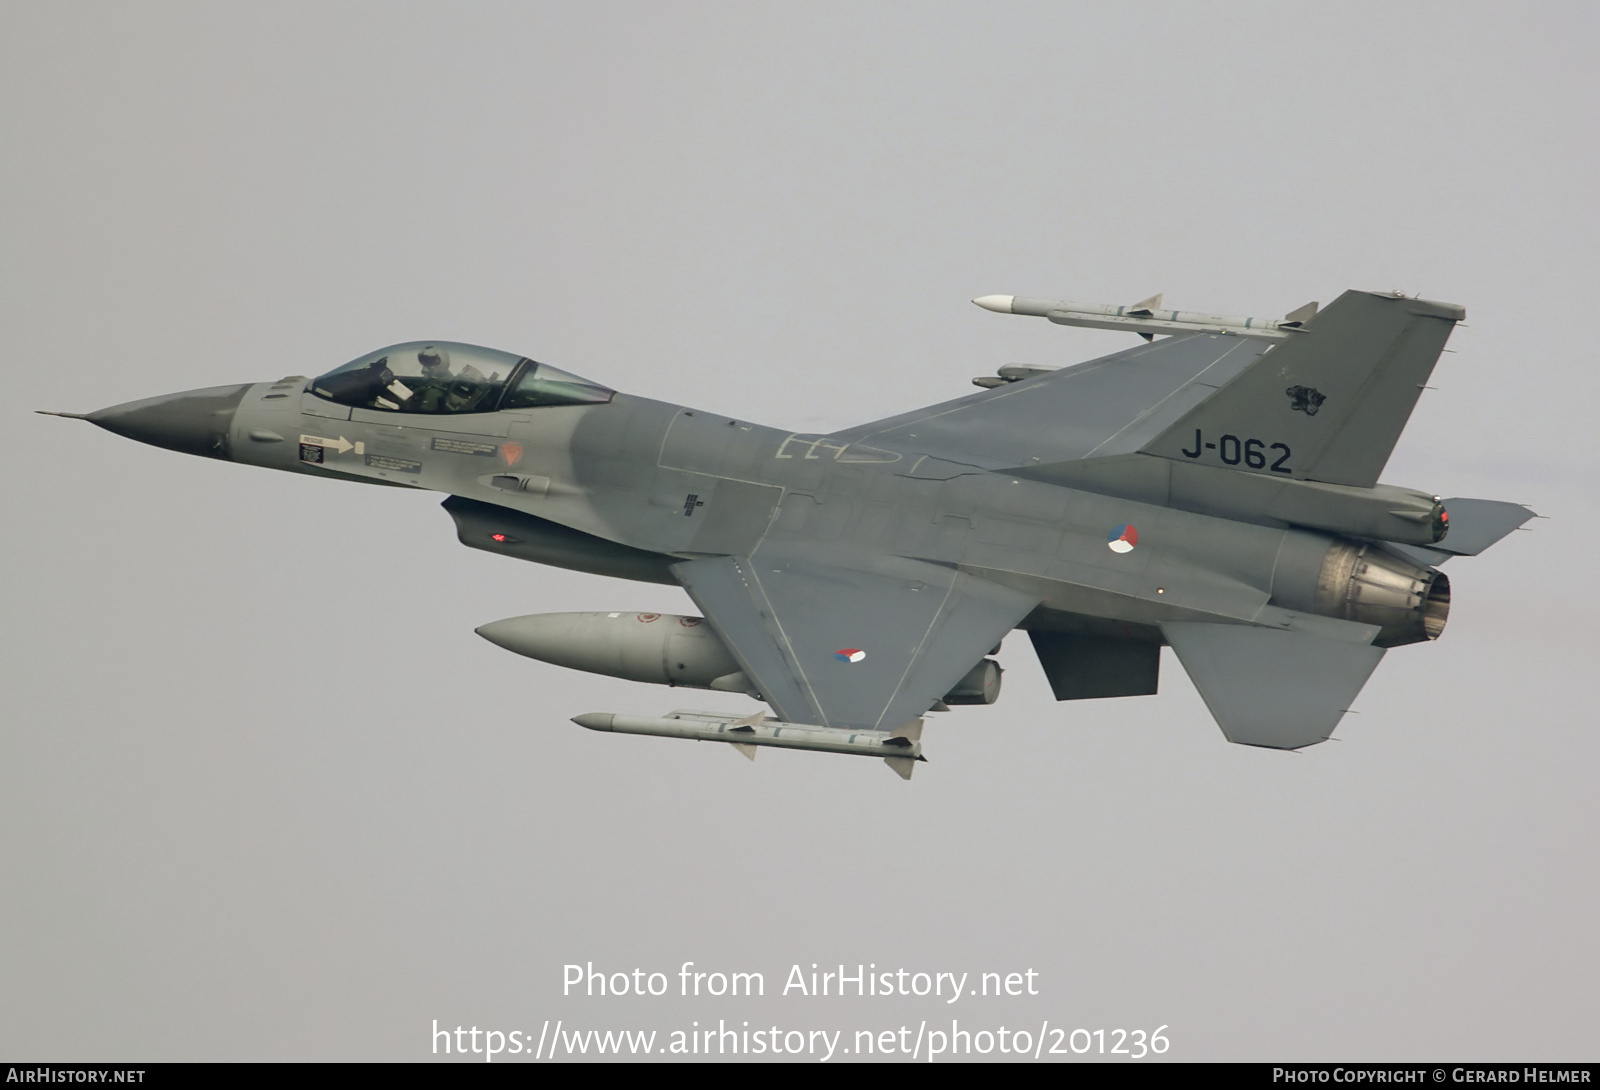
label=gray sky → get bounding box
[2,1,1595,1062]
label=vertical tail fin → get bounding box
[1139,290,1463,487]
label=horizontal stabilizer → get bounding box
[1382,497,1537,568]
[1437,498,1537,555]
[1162,621,1386,749]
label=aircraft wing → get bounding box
[671,547,1038,731]
[830,333,1271,468]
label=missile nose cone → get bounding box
[474,618,524,653]
[972,294,1015,314]
[87,384,251,460]
[475,615,561,658]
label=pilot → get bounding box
[409,346,455,413]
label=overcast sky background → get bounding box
[3,1,1596,1062]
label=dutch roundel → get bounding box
[1107,524,1138,553]
[834,648,866,664]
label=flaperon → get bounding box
[46,289,1533,777]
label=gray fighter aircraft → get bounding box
[46,290,1534,777]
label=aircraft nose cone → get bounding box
[87,384,252,460]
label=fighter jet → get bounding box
[45,290,1534,777]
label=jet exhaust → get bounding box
[1314,543,1450,647]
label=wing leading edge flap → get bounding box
[672,550,1038,732]
[1161,621,1386,750]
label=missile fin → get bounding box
[731,742,758,761]
[884,755,917,780]
[1283,300,1320,325]
[1128,293,1163,315]
[888,718,924,743]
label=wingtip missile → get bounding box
[972,293,1308,340]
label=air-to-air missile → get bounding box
[971,292,1322,341]
[570,709,927,778]
[44,288,1535,778]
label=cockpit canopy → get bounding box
[310,341,614,415]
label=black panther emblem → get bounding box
[1286,385,1326,416]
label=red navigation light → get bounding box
[1430,502,1450,543]
[491,533,507,543]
